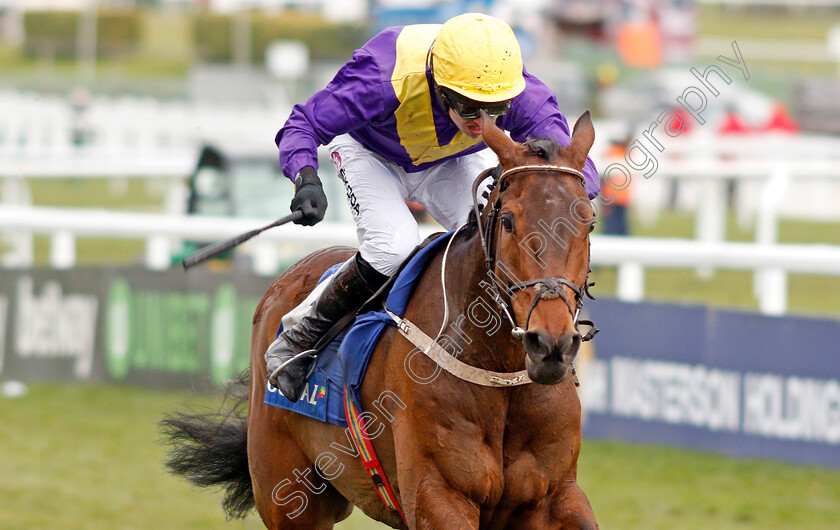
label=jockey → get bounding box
[267,12,600,401]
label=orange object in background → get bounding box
[605,176,631,207]
[600,139,631,236]
[603,142,631,207]
[616,21,662,68]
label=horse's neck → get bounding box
[441,230,523,373]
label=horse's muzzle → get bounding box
[523,330,581,385]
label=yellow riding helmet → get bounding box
[431,13,526,103]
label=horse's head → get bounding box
[477,110,596,385]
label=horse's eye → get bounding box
[501,215,513,232]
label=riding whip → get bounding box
[182,210,304,270]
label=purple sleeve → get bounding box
[275,49,386,181]
[499,72,600,199]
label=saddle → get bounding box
[264,231,451,425]
[306,231,445,355]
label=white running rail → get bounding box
[2,205,839,316]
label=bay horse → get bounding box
[162,110,599,529]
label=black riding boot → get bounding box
[266,253,387,401]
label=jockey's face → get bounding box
[449,108,497,139]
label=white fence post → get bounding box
[617,262,645,302]
[50,230,76,269]
[253,241,279,276]
[695,179,726,279]
[1,176,33,267]
[754,166,790,303]
[1,229,33,268]
[758,268,788,316]
[145,235,172,271]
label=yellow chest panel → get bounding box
[392,25,482,165]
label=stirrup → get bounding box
[268,348,318,383]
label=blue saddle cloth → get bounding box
[264,232,453,426]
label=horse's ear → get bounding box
[480,111,521,167]
[568,110,595,170]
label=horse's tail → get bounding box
[159,370,254,519]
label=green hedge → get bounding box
[96,10,141,57]
[23,11,75,58]
[20,10,367,65]
[193,12,369,63]
[192,12,232,63]
[23,10,140,59]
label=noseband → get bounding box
[471,165,599,342]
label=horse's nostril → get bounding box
[563,332,582,361]
[524,331,581,363]
[523,331,551,356]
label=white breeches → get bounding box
[326,134,497,276]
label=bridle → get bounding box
[378,162,598,390]
[470,164,599,343]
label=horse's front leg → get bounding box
[509,479,597,530]
[403,463,481,530]
[389,420,487,529]
[393,422,506,530]
[389,407,509,530]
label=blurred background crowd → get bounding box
[2,0,839,247]
[1,0,838,243]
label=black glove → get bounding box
[290,166,327,226]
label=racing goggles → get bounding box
[437,86,511,120]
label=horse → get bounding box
[162,110,599,529]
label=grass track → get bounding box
[0,383,385,530]
[3,383,839,529]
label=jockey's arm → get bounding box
[275,49,385,182]
[498,71,600,199]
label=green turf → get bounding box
[0,383,385,530]
[28,178,167,211]
[578,440,840,529]
[2,383,839,529]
